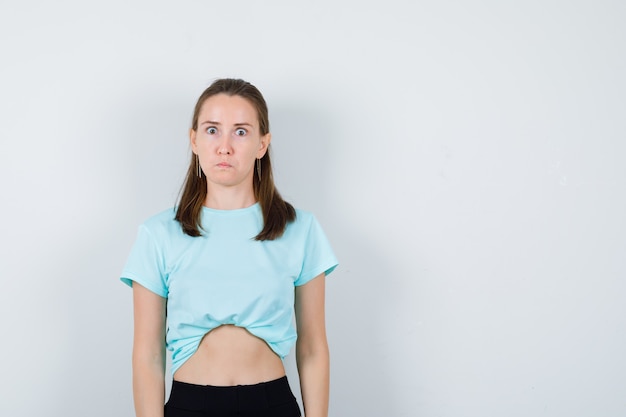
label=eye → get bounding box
[206,127,218,135]
[235,128,247,136]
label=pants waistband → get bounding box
[167,376,296,412]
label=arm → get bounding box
[295,273,329,417]
[132,283,167,417]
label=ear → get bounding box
[258,132,271,158]
[189,128,198,154]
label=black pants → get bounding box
[164,376,301,417]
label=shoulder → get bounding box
[290,207,316,230]
[283,207,323,239]
[293,207,315,224]
[140,207,182,238]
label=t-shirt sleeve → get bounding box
[120,224,168,298]
[294,215,339,286]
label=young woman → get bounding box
[121,78,338,417]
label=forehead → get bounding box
[198,94,258,124]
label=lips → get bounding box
[216,162,232,168]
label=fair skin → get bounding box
[192,93,271,210]
[132,93,329,417]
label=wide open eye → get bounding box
[235,128,247,136]
[206,127,218,134]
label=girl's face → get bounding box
[191,93,271,192]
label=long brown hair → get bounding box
[175,78,295,240]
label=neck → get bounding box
[204,185,257,210]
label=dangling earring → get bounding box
[256,158,262,182]
[196,154,202,178]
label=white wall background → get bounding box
[1,1,624,416]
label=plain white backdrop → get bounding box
[1,1,625,416]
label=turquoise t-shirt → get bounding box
[121,203,338,374]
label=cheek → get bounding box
[192,134,208,152]
[235,139,260,153]
[195,136,218,152]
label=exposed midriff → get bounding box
[173,324,286,386]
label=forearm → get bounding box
[296,344,330,417]
[132,355,166,417]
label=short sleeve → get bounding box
[294,215,339,286]
[120,224,168,298]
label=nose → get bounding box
[217,137,232,155]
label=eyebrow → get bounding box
[200,120,254,127]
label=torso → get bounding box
[123,205,336,382]
[173,325,286,386]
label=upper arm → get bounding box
[132,283,166,360]
[295,273,327,352]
